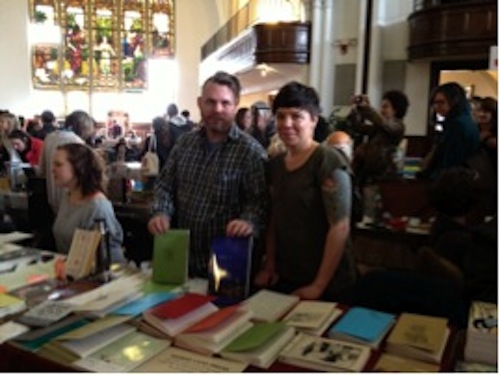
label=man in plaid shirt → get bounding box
[148,71,268,277]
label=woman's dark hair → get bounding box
[57,143,106,197]
[430,166,477,217]
[383,90,409,119]
[235,107,250,130]
[430,82,469,118]
[152,116,168,132]
[272,81,321,117]
[8,129,32,150]
[479,96,498,135]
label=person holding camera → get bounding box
[348,90,409,187]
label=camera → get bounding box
[354,95,363,104]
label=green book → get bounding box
[152,230,190,285]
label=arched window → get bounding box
[29,0,174,92]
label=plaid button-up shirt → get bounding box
[152,125,268,277]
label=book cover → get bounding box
[17,300,74,327]
[373,353,440,372]
[221,322,296,369]
[143,293,218,337]
[131,346,248,372]
[0,292,26,318]
[112,292,177,317]
[279,332,371,372]
[65,228,101,280]
[385,312,450,364]
[283,300,341,336]
[328,306,396,348]
[208,236,253,304]
[152,230,190,285]
[38,323,136,363]
[74,331,171,372]
[464,301,497,365]
[242,289,300,322]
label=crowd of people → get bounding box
[0,72,496,326]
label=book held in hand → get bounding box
[385,312,450,364]
[283,300,342,336]
[152,230,190,285]
[208,236,253,304]
[143,293,218,337]
[220,322,295,369]
[279,332,371,372]
[328,306,396,348]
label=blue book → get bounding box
[208,236,253,306]
[328,306,396,348]
[112,292,177,317]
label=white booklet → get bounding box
[279,332,371,372]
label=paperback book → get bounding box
[208,236,253,305]
[175,305,254,355]
[279,332,371,372]
[328,306,396,348]
[143,293,218,337]
[242,289,299,322]
[282,300,342,336]
[220,322,296,369]
[152,230,190,285]
[464,300,497,366]
[132,346,248,372]
[385,312,450,364]
[74,331,171,372]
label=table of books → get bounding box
[0,266,476,372]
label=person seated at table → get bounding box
[52,143,125,263]
[8,129,44,166]
[254,81,357,302]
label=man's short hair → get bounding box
[202,71,241,102]
[65,110,95,141]
[167,103,179,118]
[41,110,55,124]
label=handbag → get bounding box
[141,133,159,176]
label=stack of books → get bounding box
[279,332,371,372]
[175,304,253,355]
[37,315,136,364]
[142,293,218,337]
[328,306,396,349]
[464,301,497,366]
[220,322,295,369]
[282,300,342,336]
[384,312,450,364]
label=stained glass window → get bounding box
[28,0,174,91]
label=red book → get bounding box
[149,293,215,320]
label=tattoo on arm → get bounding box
[321,168,351,224]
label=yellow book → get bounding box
[385,312,450,364]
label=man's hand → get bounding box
[292,283,324,300]
[254,268,279,288]
[226,219,253,237]
[147,214,171,235]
